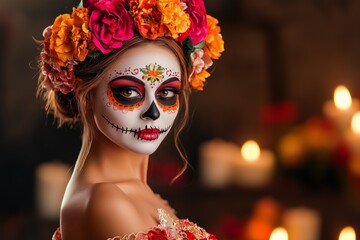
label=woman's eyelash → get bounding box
[159,88,181,94]
[113,86,141,93]
[111,86,143,98]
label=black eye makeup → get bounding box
[155,77,181,106]
[109,76,145,106]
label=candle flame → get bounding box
[241,140,260,162]
[270,227,288,240]
[334,85,352,110]
[351,112,360,134]
[339,226,356,240]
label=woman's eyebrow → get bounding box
[111,75,145,86]
[161,77,180,85]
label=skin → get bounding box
[60,43,181,240]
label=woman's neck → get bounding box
[77,130,150,185]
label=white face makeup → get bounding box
[92,43,182,155]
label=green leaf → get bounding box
[182,38,194,67]
[193,41,205,51]
[78,0,84,8]
[87,50,102,58]
[182,39,206,68]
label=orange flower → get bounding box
[49,7,92,66]
[129,0,168,39]
[205,15,224,60]
[158,0,190,38]
[190,69,210,91]
[129,0,190,39]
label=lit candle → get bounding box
[241,140,261,161]
[270,227,288,240]
[339,226,356,240]
[323,85,359,134]
[352,112,360,133]
[233,140,274,188]
[36,161,71,219]
[200,139,239,188]
[345,111,360,154]
[282,207,321,240]
[334,85,352,110]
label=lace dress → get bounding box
[52,208,217,240]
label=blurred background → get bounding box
[1,0,360,239]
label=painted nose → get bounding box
[141,101,160,120]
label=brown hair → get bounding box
[37,35,191,176]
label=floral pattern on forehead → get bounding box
[113,64,180,83]
[141,63,165,84]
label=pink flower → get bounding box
[41,59,76,94]
[188,49,213,90]
[189,49,213,78]
[87,0,134,54]
[182,0,207,45]
[41,26,77,94]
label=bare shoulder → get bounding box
[62,183,153,240]
[84,183,147,239]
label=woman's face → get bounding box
[92,43,182,155]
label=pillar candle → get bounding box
[36,161,71,219]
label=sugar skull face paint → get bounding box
[92,43,181,155]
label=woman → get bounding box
[37,0,224,239]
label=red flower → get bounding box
[261,101,298,126]
[183,230,196,240]
[207,234,218,240]
[52,228,62,240]
[41,26,76,94]
[87,0,134,54]
[83,0,98,10]
[146,228,168,240]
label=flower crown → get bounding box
[40,0,224,94]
